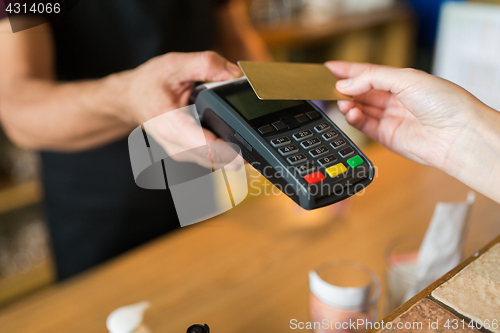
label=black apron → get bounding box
[43,0,219,280]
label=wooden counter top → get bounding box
[0,144,499,333]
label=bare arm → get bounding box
[0,19,133,151]
[0,18,242,155]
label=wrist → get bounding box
[442,103,500,199]
[88,70,137,125]
[441,103,484,173]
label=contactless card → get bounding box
[238,61,352,101]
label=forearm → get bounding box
[0,74,134,152]
[444,105,500,203]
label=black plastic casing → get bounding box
[194,79,375,210]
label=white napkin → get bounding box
[404,192,475,301]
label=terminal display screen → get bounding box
[224,88,302,120]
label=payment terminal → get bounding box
[191,77,375,210]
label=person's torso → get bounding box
[42,0,220,229]
[51,0,218,79]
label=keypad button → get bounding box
[292,129,313,141]
[339,146,355,158]
[304,171,326,185]
[314,123,331,133]
[322,130,339,141]
[301,137,321,149]
[331,138,347,149]
[296,162,315,176]
[280,115,300,130]
[295,114,309,124]
[272,121,287,131]
[278,145,299,156]
[270,136,291,147]
[306,111,321,120]
[258,125,275,135]
[347,155,364,168]
[287,154,308,165]
[326,163,348,178]
[309,145,329,158]
[317,154,338,167]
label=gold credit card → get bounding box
[238,61,352,101]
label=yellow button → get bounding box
[326,163,348,178]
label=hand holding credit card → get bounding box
[238,61,352,101]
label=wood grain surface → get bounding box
[0,144,499,333]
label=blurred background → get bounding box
[0,0,499,309]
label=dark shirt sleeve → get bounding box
[0,0,7,20]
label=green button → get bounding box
[347,155,364,168]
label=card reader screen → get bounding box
[225,89,302,120]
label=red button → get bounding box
[304,171,326,185]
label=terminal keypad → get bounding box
[268,116,365,185]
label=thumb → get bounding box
[335,65,425,97]
[170,51,242,83]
